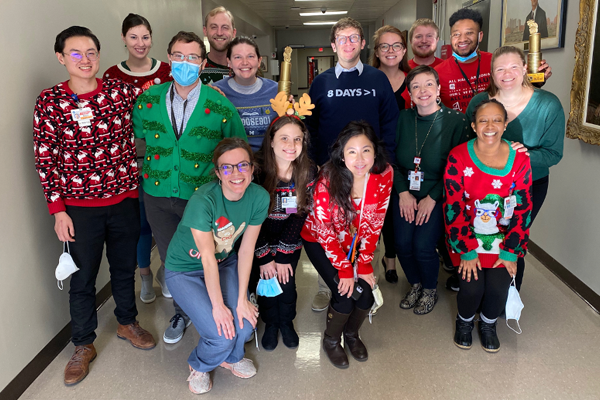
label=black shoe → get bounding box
[280,321,299,349]
[478,320,500,353]
[261,324,279,351]
[454,316,474,349]
[446,273,460,292]
[382,257,398,283]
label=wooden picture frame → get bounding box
[501,0,567,50]
[260,56,268,73]
[566,0,600,145]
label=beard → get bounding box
[412,45,435,58]
[452,40,478,57]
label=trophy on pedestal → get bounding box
[526,20,545,83]
[278,46,293,96]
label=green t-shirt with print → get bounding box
[165,180,269,272]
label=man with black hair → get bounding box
[523,0,549,41]
[34,26,156,386]
[435,8,552,114]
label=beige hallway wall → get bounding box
[0,0,204,391]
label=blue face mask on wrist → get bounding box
[171,61,200,86]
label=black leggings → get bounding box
[457,267,512,320]
[303,240,374,314]
[516,175,549,290]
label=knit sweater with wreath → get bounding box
[444,140,533,268]
[33,78,141,215]
[301,165,393,279]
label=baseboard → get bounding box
[0,282,112,400]
[529,240,600,314]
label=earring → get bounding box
[218,179,222,186]
[410,99,414,108]
[436,96,441,105]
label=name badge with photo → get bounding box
[408,171,423,191]
[71,107,94,127]
[282,196,297,214]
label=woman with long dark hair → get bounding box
[253,113,316,350]
[301,121,393,368]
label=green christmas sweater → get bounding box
[133,82,247,200]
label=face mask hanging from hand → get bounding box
[505,277,524,334]
[256,274,283,298]
[171,61,200,86]
[55,242,79,290]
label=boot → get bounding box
[343,307,370,362]
[454,315,474,350]
[323,305,350,369]
[478,320,500,353]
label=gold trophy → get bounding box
[526,20,544,83]
[278,47,293,96]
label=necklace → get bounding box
[414,108,440,170]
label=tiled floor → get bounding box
[21,247,600,399]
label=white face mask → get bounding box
[506,277,524,334]
[55,242,79,290]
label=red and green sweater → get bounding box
[301,165,393,279]
[443,140,532,268]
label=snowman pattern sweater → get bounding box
[443,140,533,268]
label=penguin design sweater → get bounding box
[443,140,533,268]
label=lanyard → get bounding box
[414,109,439,171]
[71,94,83,109]
[455,55,481,96]
[169,84,188,140]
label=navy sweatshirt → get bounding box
[305,64,399,165]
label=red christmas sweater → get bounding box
[443,140,532,268]
[33,78,141,214]
[435,52,492,114]
[103,59,172,91]
[301,165,393,279]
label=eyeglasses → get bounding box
[170,52,202,62]
[63,51,99,62]
[335,34,361,45]
[218,162,252,175]
[378,42,405,52]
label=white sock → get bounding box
[480,313,497,324]
[458,313,474,322]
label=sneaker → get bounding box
[399,283,422,309]
[187,365,212,394]
[413,288,438,315]
[311,291,331,312]
[156,264,172,298]
[140,270,156,304]
[446,273,460,292]
[219,358,257,379]
[163,314,191,344]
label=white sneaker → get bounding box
[187,366,212,394]
[140,271,156,304]
[219,358,257,379]
[156,264,172,298]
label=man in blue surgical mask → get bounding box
[132,31,247,345]
[435,8,552,114]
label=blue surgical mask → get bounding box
[171,61,200,86]
[505,277,524,334]
[256,276,283,298]
[452,43,480,63]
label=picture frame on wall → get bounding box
[566,0,600,145]
[260,56,268,73]
[501,0,567,50]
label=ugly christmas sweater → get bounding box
[133,82,247,200]
[103,59,172,90]
[444,140,533,269]
[33,78,141,215]
[254,167,317,265]
[301,165,393,279]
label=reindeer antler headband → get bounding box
[269,92,315,123]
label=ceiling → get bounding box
[235,0,401,30]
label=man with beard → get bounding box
[407,19,444,69]
[435,8,552,114]
[200,7,236,85]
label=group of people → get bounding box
[32,4,564,395]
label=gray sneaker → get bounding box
[140,270,156,304]
[219,358,257,379]
[187,366,212,394]
[163,314,191,344]
[311,291,331,312]
[156,264,172,298]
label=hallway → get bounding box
[21,249,600,399]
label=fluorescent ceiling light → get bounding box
[300,11,348,16]
[303,21,337,25]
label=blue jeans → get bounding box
[393,196,444,290]
[165,254,253,372]
[137,184,153,269]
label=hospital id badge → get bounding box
[409,171,422,191]
[282,196,297,214]
[503,195,516,218]
[71,107,93,126]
